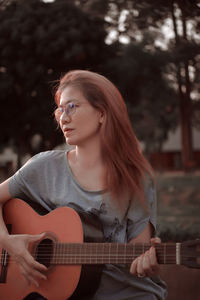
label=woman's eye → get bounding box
[68,102,75,109]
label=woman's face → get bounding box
[58,86,103,146]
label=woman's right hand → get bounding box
[0,181,48,286]
[4,232,48,287]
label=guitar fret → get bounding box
[59,243,61,264]
[64,243,66,264]
[62,244,64,264]
[124,243,126,264]
[61,243,64,264]
[95,242,98,264]
[53,243,56,264]
[116,243,118,264]
[164,243,166,264]
[176,243,181,265]
[102,243,104,264]
[89,244,91,264]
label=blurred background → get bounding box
[0,0,200,299]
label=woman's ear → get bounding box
[99,110,105,124]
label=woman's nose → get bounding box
[60,111,71,123]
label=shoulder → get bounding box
[19,150,68,174]
[27,150,67,165]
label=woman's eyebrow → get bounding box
[60,99,80,105]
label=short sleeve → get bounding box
[9,152,47,201]
[126,178,157,241]
[8,150,73,213]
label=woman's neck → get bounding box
[68,134,102,168]
[67,144,105,191]
[73,144,103,169]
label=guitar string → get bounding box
[0,256,178,262]
[0,247,195,253]
[0,243,193,248]
[0,245,188,250]
[0,254,198,261]
[0,246,187,252]
[0,254,187,259]
[3,244,193,250]
[0,260,192,265]
[0,255,195,264]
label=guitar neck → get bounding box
[46,242,180,265]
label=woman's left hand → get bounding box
[130,237,161,278]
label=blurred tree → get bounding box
[169,0,200,169]
[76,0,178,152]
[78,0,200,169]
[104,42,178,153]
[0,0,114,168]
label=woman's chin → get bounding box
[65,138,76,146]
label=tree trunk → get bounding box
[171,1,194,170]
[179,92,193,169]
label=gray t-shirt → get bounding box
[9,150,167,300]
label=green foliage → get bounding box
[0,0,112,159]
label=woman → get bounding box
[0,70,167,299]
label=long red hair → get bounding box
[55,70,153,207]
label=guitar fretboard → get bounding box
[36,243,179,265]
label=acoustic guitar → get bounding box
[0,198,200,300]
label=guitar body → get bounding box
[0,199,103,300]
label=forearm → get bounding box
[0,178,12,247]
[0,203,10,247]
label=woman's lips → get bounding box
[63,128,74,135]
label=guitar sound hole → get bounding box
[35,238,54,268]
